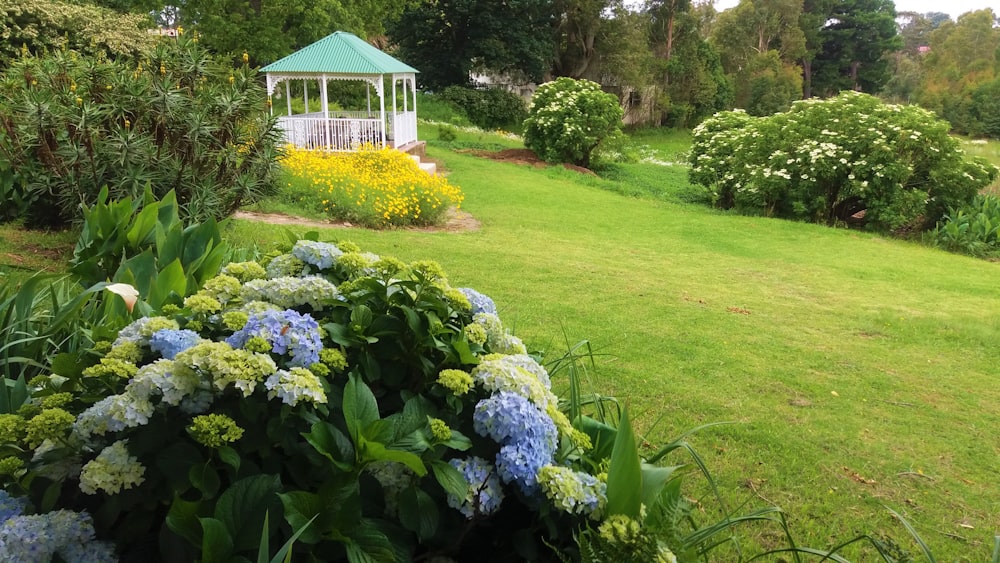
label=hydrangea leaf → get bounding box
[214,474,281,551]
[166,494,203,546]
[344,373,380,446]
[398,486,439,540]
[360,440,427,477]
[430,460,468,500]
[199,516,234,563]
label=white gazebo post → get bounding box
[261,31,420,152]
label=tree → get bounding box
[809,0,900,96]
[552,0,611,78]
[711,0,805,73]
[388,0,556,90]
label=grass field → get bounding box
[228,135,1000,560]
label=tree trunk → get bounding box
[802,58,812,98]
[850,61,860,90]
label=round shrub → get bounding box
[0,35,282,227]
[689,91,999,231]
[523,77,624,168]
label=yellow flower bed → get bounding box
[281,145,464,228]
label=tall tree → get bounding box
[552,0,610,78]
[711,0,805,73]
[798,0,833,98]
[809,0,900,95]
[388,0,556,90]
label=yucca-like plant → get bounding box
[0,34,282,228]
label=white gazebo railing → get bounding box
[277,116,384,151]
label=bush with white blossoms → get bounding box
[689,91,999,231]
[0,237,682,562]
[523,77,624,168]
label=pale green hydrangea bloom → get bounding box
[183,293,223,315]
[25,409,75,448]
[0,414,25,445]
[429,418,452,442]
[187,414,244,448]
[472,356,557,409]
[463,323,487,346]
[201,274,242,304]
[473,313,527,355]
[104,341,142,363]
[436,369,473,396]
[319,348,348,373]
[82,358,138,379]
[264,367,327,406]
[220,260,267,282]
[444,288,471,313]
[174,341,277,397]
[265,253,306,278]
[222,311,249,331]
[537,465,606,518]
[240,276,338,310]
[79,440,145,495]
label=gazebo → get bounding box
[261,32,419,152]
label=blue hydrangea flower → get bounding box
[240,276,338,310]
[149,329,201,360]
[291,240,343,270]
[496,441,553,496]
[473,392,557,496]
[0,509,116,562]
[447,456,504,518]
[0,489,25,523]
[458,288,497,315]
[226,309,323,367]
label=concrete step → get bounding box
[409,153,437,175]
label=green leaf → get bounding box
[344,373,380,446]
[397,486,439,540]
[148,257,187,309]
[200,517,235,563]
[215,474,282,551]
[218,445,241,472]
[640,463,682,509]
[450,338,479,365]
[277,491,325,545]
[351,305,374,331]
[442,429,473,451]
[605,407,642,519]
[166,495,203,547]
[189,463,221,499]
[50,352,85,379]
[344,520,395,563]
[430,460,467,499]
[360,440,427,476]
[577,415,618,462]
[258,510,318,563]
[302,421,354,470]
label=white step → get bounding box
[409,153,436,175]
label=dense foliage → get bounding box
[280,146,465,228]
[523,78,624,168]
[0,35,282,228]
[0,0,154,69]
[0,238,690,561]
[438,86,528,132]
[689,92,999,231]
[929,194,1000,258]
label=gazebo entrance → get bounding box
[261,32,419,152]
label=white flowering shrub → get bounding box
[0,238,694,562]
[689,92,1000,231]
[523,77,624,168]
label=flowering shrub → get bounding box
[523,77,624,168]
[0,238,690,561]
[281,146,464,228]
[0,34,281,227]
[689,92,999,231]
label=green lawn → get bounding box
[227,143,1000,560]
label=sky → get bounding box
[712,0,1000,19]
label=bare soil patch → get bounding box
[462,148,597,176]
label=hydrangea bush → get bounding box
[0,239,680,561]
[689,91,1000,231]
[523,77,624,168]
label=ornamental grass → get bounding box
[281,145,464,228]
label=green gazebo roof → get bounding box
[260,32,418,75]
